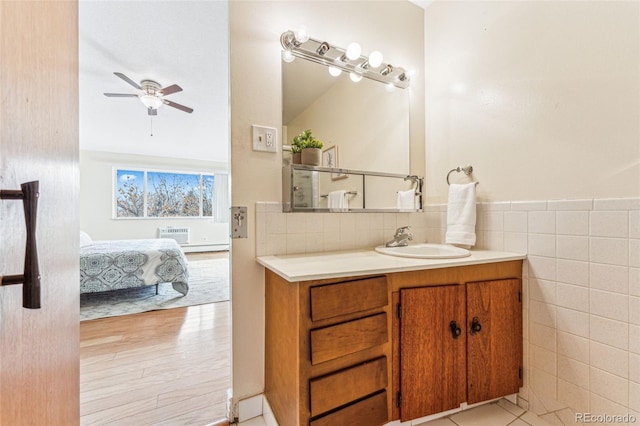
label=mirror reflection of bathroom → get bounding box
[282,57,410,174]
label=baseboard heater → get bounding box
[158,227,190,244]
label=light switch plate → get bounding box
[252,125,277,153]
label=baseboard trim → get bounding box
[262,395,278,426]
[238,394,263,423]
[235,394,279,425]
[182,244,229,253]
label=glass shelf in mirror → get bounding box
[282,164,423,213]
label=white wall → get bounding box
[423,0,640,421]
[80,150,229,247]
[230,0,424,401]
[424,1,639,204]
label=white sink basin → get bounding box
[375,243,471,259]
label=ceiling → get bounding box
[79,1,229,164]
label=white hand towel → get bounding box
[328,190,348,212]
[445,183,477,247]
[397,189,416,210]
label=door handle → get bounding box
[470,316,482,334]
[0,181,41,309]
[449,320,462,339]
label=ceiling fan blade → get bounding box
[104,93,138,97]
[114,72,142,90]
[148,108,158,116]
[160,84,182,96]
[163,100,194,114]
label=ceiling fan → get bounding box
[103,72,194,115]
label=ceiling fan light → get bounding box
[139,94,163,109]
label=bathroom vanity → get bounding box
[258,250,525,426]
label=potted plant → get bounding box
[290,135,304,164]
[293,129,323,166]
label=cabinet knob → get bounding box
[470,317,482,334]
[449,320,462,339]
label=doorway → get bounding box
[77,2,232,424]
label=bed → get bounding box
[80,235,189,296]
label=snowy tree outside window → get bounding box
[115,169,216,218]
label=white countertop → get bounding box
[256,249,526,282]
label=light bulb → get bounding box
[294,26,309,43]
[139,94,163,109]
[281,50,295,63]
[368,50,383,68]
[328,67,342,77]
[345,42,361,60]
[350,73,363,83]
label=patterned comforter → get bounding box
[80,239,189,295]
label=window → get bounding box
[115,169,218,219]
[116,170,145,217]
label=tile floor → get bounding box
[238,398,555,426]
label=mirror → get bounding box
[282,58,410,175]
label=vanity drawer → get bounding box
[310,276,387,321]
[310,313,388,365]
[309,390,388,426]
[310,357,387,416]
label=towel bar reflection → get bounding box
[320,191,358,198]
[403,175,423,195]
[446,165,479,186]
[0,181,41,309]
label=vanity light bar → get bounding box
[280,30,410,89]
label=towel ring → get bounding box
[446,165,479,186]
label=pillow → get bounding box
[80,231,92,247]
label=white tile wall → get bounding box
[557,211,589,236]
[590,341,629,378]
[255,202,429,257]
[255,197,640,419]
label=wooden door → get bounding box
[467,279,522,404]
[0,1,79,424]
[399,285,466,421]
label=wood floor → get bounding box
[80,301,231,425]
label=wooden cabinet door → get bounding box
[467,279,523,404]
[399,285,466,421]
[0,1,79,424]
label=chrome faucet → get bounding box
[385,226,414,247]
